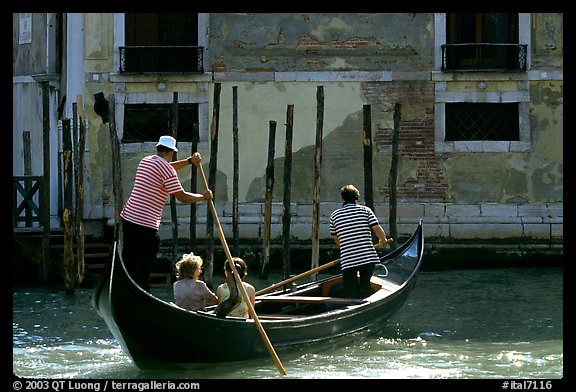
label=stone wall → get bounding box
[158,201,563,249]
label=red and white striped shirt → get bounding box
[120,155,184,229]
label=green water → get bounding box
[12,267,563,380]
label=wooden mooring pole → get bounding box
[205,82,222,288]
[362,105,374,214]
[189,123,199,250]
[107,95,123,247]
[41,81,51,283]
[311,86,324,280]
[259,120,276,279]
[232,86,240,255]
[62,118,75,294]
[282,105,294,280]
[388,103,401,245]
[170,92,179,266]
[75,96,86,284]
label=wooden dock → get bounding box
[13,229,172,288]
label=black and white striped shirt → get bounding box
[329,203,380,270]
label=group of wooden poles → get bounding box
[101,83,404,375]
[193,84,403,376]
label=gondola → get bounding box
[93,220,424,370]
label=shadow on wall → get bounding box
[246,110,382,203]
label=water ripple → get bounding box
[13,267,563,379]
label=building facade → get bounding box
[13,13,563,258]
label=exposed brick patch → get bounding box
[364,81,449,202]
[307,60,327,69]
[296,34,394,51]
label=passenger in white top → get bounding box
[216,257,256,318]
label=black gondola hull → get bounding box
[94,222,424,369]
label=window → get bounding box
[434,13,531,153]
[125,13,197,46]
[121,13,203,73]
[443,13,526,71]
[122,103,199,143]
[445,103,519,141]
[447,13,518,45]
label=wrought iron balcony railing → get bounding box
[441,43,528,72]
[119,46,204,73]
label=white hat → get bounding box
[156,135,178,152]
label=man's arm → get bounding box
[170,152,203,171]
[332,235,340,247]
[173,188,212,204]
[372,225,390,249]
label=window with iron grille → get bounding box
[122,103,199,143]
[445,103,519,141]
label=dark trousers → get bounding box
[121,218,160,292]
[342,263,376,299]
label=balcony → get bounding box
[441,43,528,72]
[119,46,204,73]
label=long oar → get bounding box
[256,237,394,296]
[256,259,341,296]
[197,163,287,376]
[256,238,394,296]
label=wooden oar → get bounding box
[257,238,394,296]
[255,258,341,296]
[197,162,287,376]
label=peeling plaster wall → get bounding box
[209,13,433,73]
[212,80,445,205]
[528,80,563,201]
[531,13,563,69]
[214,81,374,204]
[13,13,49,76]
[68,13,562,247]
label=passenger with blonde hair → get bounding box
[173,253,218,311]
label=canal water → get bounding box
[12,267,563,382]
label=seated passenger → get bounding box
[216,257,256,318]
[173,253,218,311]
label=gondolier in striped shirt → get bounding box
[330,184,390,299]
[120,135,213,291]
